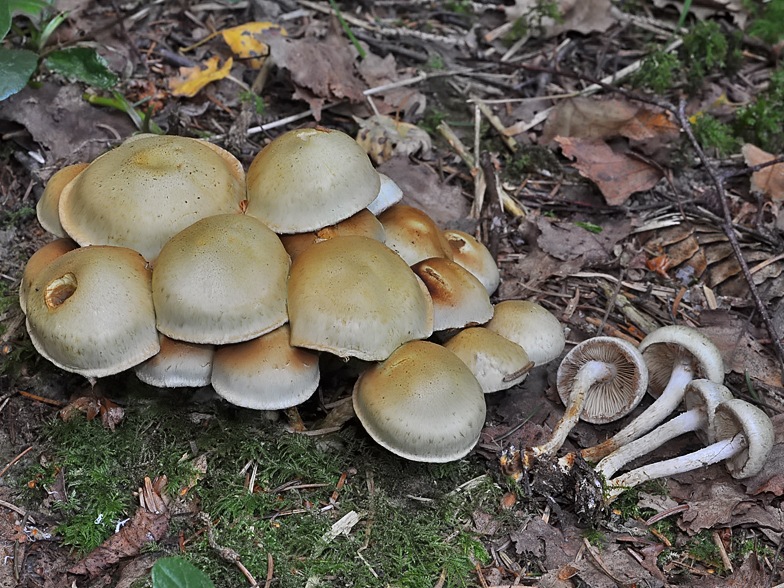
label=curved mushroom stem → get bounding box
[530,360,615,459]
[582,352,695,462]
[605,434,747,503]
[595,408,707,480]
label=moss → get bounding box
[734,69,784,154]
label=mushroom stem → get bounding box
[582,354,694,462]
[605,434,747,502]
[531,360,615,458]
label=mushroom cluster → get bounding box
[23,128,566,464]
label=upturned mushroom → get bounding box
[377,204,454,265]
[287,235,433,361]
[25,245,160,379]
[245,127,380,233]
[352,340,486,462]
[605,398,774,502]
[581,325,724,462]
[442,230,500,295]
[595,379,734,479]
[485,300,565,366]
[58,134,246,261]
[527,337,648,460]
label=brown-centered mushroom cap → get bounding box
[134,333,215,388]
[287,235,433,361]
[442,327,531,393]
[211,324,320,410]
[442,230,500,295]
[352,340,486,462]
[19,237,79,315]
[25,245,159,378]
[37,163,88,237]
[411,257,493,331]
[152,214,290,345]
[377,204,454,265]
[485,300,565,366]
[58,134,246,261]
[279,209,385,262]
[245,128,380,233]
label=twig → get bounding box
[0,446,33,481]
[583,538,632,587]
[199,512,259,587]
[481,152,503,261]
[263,553,273,588]
[713,530,734,573]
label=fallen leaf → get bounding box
[221,22,286,68]
[557,137,663,205]
[59,396,124,430]
[510,517,582,570]
[572,541,665,588]
[678,483,751,535]
[534,215,632,263]
[357,52,426,119]
[742,143,784,201]
[505,0,616,37]
[355,114,431,164]
[169,56,233,98]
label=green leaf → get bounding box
[0,1,10,42]
[45,47,117,88]
[0,47,38,101]
[9,0,51,17]
[573,221,603,234]
[151,558,215,588]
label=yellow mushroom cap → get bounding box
[58,134,246,261]
[246,128,380,233]
[211,324,320,410]
[353,340,486,462]
[25,245,160,378]
[378,204,454,265]
[287,236,433,361]
[443,230,500,295]
[19,237,79,315]
[152,214,290,345]
[37,163,89,237]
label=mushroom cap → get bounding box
[245,127,380,233]
[367,173,403,215]
[712,398,774,479]
[556,336,648,424]
[411,257,493,331]
[377,204,454,265]
[683,379,734,445]
[25,245,159,378]
[211,324,320,410]
[19,237,79,315]
[442,230,500,295]
[485,300,565,366]
[442,327,531,393]
[134,333,215,388]
[639,325,724,397]
[58,134,246,261]
[152,214,290,345]
[352,340,486,462]
[287,235,433,361]
[37,163,88,237]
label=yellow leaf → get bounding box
[169,56,234,98]
[221,22,287,68]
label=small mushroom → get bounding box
[377,204,454,265]
[581,325,724,462]
[442,230,500,295]
[279,209,385,262]
[37,163,88,237]
[152,214,290,345]
[485,300,565,366]
[19,237,79,314]
[134,333,215,388]
[211,325,320,410]
[605,399,774,502]
[25,245,160,379]
[442,327,532,393]
[528,337,648,459]
[287,235,433,361]
[352,340,486,462]
[246,127,380,233]
[411,257,493,331]
[595,379,734,479]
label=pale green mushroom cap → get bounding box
[353,340,486,462]
[25,245,159,378]
[152,214,290,345]
[245,128,380,233]
[58,134,246,261]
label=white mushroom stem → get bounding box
[595,408,707,480]
[531,360,616,458]
[582,351,695,462]
[605,434,747,503]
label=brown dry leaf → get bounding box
[677,483,760,535]
[221,22,286,68]
[169,56,233,98]
[534,215,632,263]
[355,115,431,164]
[573,541,665,588]
[742,143,784,201]
[356,52,426,118]
[69,477,170,577]
[267,35,366,120]
[557,137,662,205]
[59,396,124,431]
[510,517,582,570]
[505,0,616,37]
